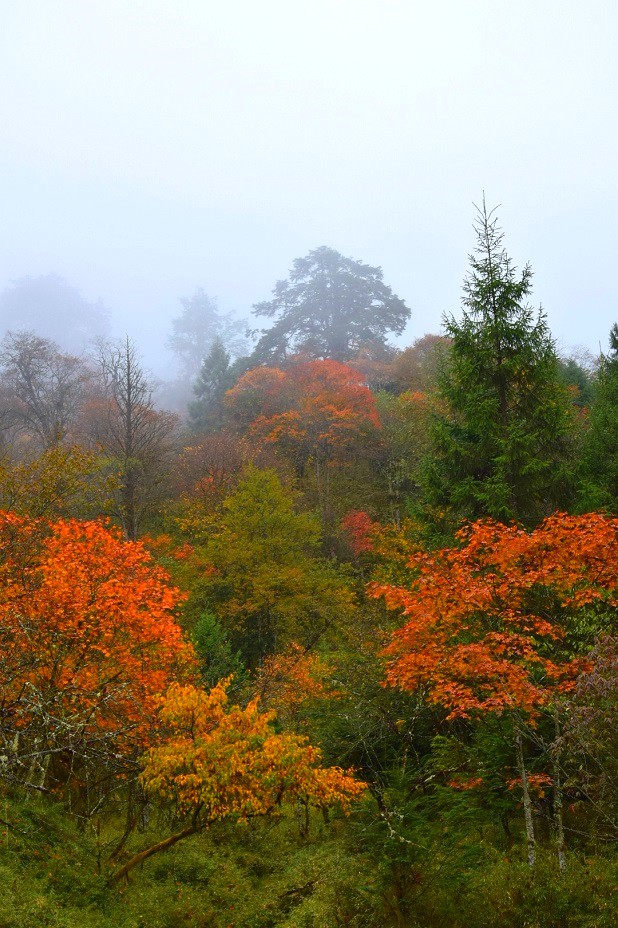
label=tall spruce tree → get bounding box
[188,337,233,433]
[422,199,574,529]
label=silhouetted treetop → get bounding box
[167,288,248,381]
[252,246,410,363]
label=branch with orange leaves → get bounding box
[370,513,618,721]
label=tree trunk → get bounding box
[108,782,139,863]
[515,730,536,868]
[552,708,566,873]
[107,823,200,886]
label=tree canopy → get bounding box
[422,201,574,529]
[182,467,357,664]
[372,512,618,721]
[0,513,192,790]
[225,359,381,476]
[252,246,410,363]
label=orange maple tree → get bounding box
[109,680,365,883]
[370,513,618,867]
[0,512,193,789]
[255,642,339,725]
[225,360,381,476]
[370,513,618,720]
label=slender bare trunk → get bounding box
[515,730,536,868]
[26,742,50,793]
[107,823,200,886]
[552,708,566,873]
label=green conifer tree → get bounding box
[422,199,574,529]
[188,337,234,432]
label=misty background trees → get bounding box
[167,287,248,382]
[0,224,613,542]
[251,246,411,363]
[0,275,110,353]
[0,331,92,450]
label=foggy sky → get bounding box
[1,0,617,374]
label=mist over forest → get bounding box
[1,3,617,927]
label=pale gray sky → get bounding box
[1,0,617,371]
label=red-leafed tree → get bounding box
[341,509,377,558]
[0,512,193,798]
[370,512,618,866]
[226,360,381,483]
[372,514,618,719]
[223,366,289,432]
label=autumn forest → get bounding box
[1,205,617,927]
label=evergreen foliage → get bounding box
[191,611,248,692]
[422,200,574,528]
[187,337,234,432]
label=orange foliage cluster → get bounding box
[447,776,485,791]
[371,513,618,720]
[256,643,339,720]
[226,360,381,465]
[507,772,554,797]
[141,680,365,821]
[0,512,194,759]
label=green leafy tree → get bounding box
[577,324,618,513]
[252,246,410,363]
[186,467,357,664]
[0,444,115,520]
[423,200,574,529]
